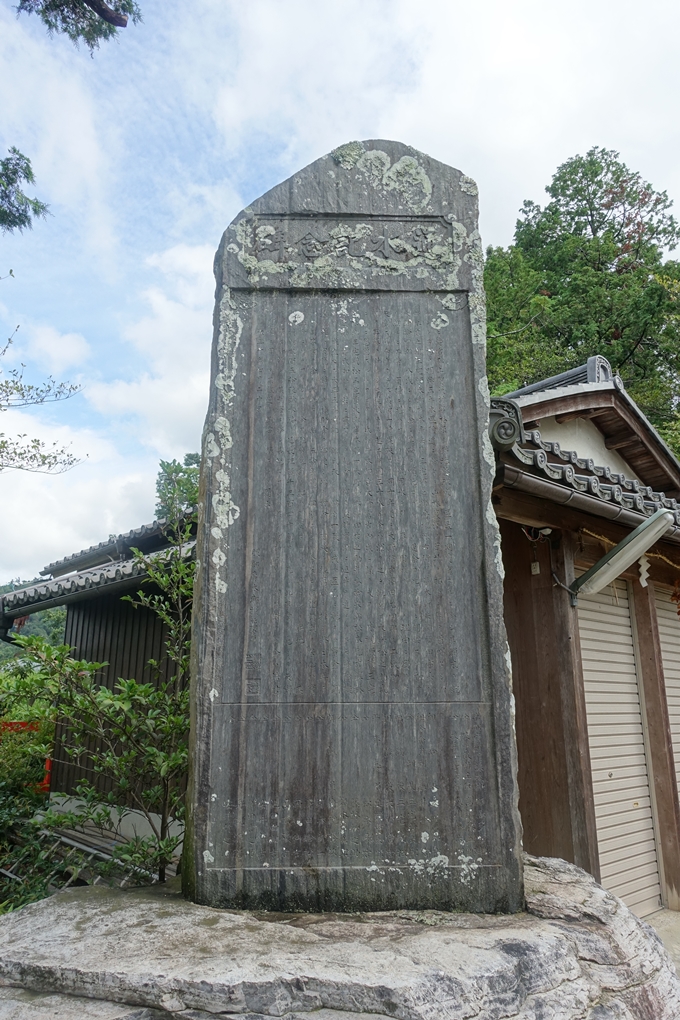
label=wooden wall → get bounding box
[500,519,599,877]
[51,593,172,797]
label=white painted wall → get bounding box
[536,415,640,481]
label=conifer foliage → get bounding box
[485,148,680,450]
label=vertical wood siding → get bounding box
[51,593,171,798]
[578,581,662,918]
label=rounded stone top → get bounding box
[245,139,479,220]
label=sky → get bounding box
[1,0,680,580]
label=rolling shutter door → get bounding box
[654,585,680,793]
[578,580,662,918]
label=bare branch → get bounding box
[82,0,128,27]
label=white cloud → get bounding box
[86,244,214,456]
[0,407,154,579]
[0,460,156,581]
[23,324,90,375]
[0,7,116,258]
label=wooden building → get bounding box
[0,520,177,797]
[492,356,680,918]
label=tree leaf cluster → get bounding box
[155,453,200,523]
[0,148,48,235]
[0,329,80,473]
[15,0,141,51]
[0,506,194,902]
[0,599,66,665]
[485,147,680,451]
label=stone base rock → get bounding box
[0,856,678,1019]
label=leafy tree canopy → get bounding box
[485,147,680,450]
[15,0,141,50]
[155,453,200,522]
[0,148,48,235]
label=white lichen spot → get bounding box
[460,175,478,196]
[421,831,430,844]
[485,498,505,579]
[482,431,495,471]
[331,141,365,169]
[356,148,391,185]
[208,688,219,702]
[205,433,220,459]
[426,854,449,875]
[211,793,217,802]
[439,294,460,311]
[296,820,303,827]
[288,310,305,325]
[203,849,215,864]
[226,243,239,253]
[216,578,227,594]
[430,799,439,808]
[212,548,226,567]
[449,221,468,252]
[383,155,432,210]
[211,526,223,540]
[468,293,487,347]
[457,853,482,885]
[430,312,449,330]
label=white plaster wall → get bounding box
[536,415,640,481]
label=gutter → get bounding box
[498,463,680,545]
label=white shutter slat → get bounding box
[578,581,662,918]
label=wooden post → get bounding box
[499,522,600,878]
[554,532,600,880]
[632,581,680,909]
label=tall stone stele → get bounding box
[184,140,523,913]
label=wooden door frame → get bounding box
[631,580,680,909]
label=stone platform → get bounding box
[0,856,678,1019]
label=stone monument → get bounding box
[184,139,523,913]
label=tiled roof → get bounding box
[505,428,680,529]
[1,539,196,624]
[1,558,147,617]
[41,519,170,578]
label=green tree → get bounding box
[155,453,200,522]
[485,147,680,448]
[15,0,141,50]
[0,514,194,899]
[0,327,79,473]
[0,148,48,235]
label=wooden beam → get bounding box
[605,434,639,451]
[499,521,600,877]
[631,581,680,910]
[554,410,605,424]
[556,531,600,878]
[493,486,680,585]
[500,520,576,863]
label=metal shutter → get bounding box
[578,580,662,917]
[654,585,680,794]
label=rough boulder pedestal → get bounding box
[0,857,678,1018]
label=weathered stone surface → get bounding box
[647,907,680,971]
[186,138,521,912]
[0,857,677,1018]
